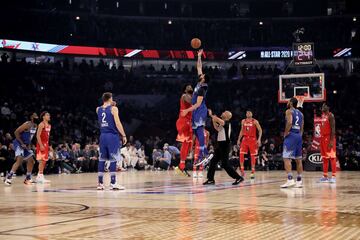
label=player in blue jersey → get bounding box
[4,113,38,185]
[281,97,304,188]
[96,92,127,190]
[181,49,213,167]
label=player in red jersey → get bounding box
[36,111,51,183]
[319,103,337,183]
[237,110,262,179]
[175,84,193,177]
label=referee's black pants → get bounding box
[207,141,241,181]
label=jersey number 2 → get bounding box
[295,115,299,126]
[101,113,107,123]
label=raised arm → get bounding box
[208,110,224,132]
[237,120,245,145]
[284,109,293,137]
[197,49,203,76]
[111,106,127,145]
[255,120,263,146]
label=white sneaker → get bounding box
[198,172,203,178]
[97,183,105,190]
[194,153,214,167]
[193,171,198,178]
[109,183,125,190]
[36,175,51,184]
[4,178,12,185]
[280,179,296,188]
[295,180,303,188]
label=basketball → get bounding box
[191,38,201,49]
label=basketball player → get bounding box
[4,113,38,185]
[36,111,51,183]
[181,49,213,167]
[237,110,262,179]
[203,110,244,185]
[175,84,193,177]
[96,92,127,190]
[281,97,304,188]
[319,103,337,183]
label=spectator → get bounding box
[1,103,11,116]
[156,145,171,170]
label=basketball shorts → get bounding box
[192,107,207,129]
[320,136,336,159]
[36,143,49,161]
[99,133,121,162]
[240,137,258,156]
[176,117,192,143]
[13,140,33,160]
[283,132,302,159]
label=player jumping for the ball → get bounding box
[281,97,304,188]
[175,84,193,177]
[181,49,213,167]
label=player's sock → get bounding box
[179,161,185,171]
[323,158,329,177]
[297,174,302,181]
[98,161,105,184]
[180,142,191,166]
[287,173,293,180]
[110,161,117,184]
[240,154,245,174]
[330,158,336,177]
[26,172,32,180]
[199,164,204,172]
[7,171,14,179]
[250,155,256,174]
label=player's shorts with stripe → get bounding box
[176,117,192,143]
[99,133,121,162]
[320,135,336,159]
[240,137,258,156]
[36,143,49,161]
[192,106,207,129]
[13,140,33,160]
[283,132,302,159]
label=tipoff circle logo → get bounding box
[308,153,323,164]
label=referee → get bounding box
[203,110,244,185]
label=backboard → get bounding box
[278,73,326,103]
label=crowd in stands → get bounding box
[2,6,359,50]
[1,53,360,179]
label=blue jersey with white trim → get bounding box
[97,106,118,135]
[289,109,303,134]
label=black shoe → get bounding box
[232,177,244,185]
[203,179,215,185]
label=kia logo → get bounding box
[308,153,322,164]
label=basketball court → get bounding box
[1,171,360,239]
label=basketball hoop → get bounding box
[295,95,305,108]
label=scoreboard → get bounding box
[293,42,314,66]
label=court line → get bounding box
[0,201,90,216]
[0,213,112,235]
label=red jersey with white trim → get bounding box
[243,119,257,138]
[321,112,333,137]
[40,123,51,145]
